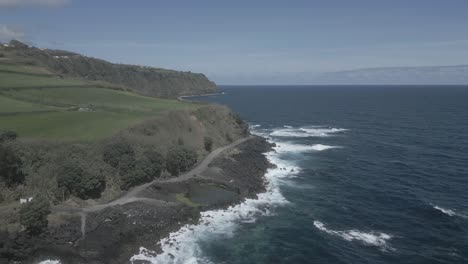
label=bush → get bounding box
[103,139,135,167]
[19,196,50,234]
[118,154,136,174]
[166,146,197,176]
[232,112,244,126]
[142,149,164,177]
[225,133,233,143]
[57,163,105,199]
[204,136,213,152]
[0,145,24,186]
[119,150,163,190]
[0,130,18,143]
[177,137,184,146]
[120,168,146,190]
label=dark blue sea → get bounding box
[134,85,468,264]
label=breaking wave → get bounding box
[313,221,393,251]
[432,205,468,219]
[275,142,341,152]
[434,205,457,216]
[130,133,297,263]
[269,126,347,138]
[37,260,61,264]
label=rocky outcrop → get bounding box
[0,136,273,264]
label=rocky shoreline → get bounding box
[0,136,274,264]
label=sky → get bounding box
[1,0,468,84]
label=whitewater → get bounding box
[130,125,349,263]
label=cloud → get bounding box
[0,0,70,8]
[0,25,24,42]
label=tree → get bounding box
[57,163,105,199]
[0,145,24,186]
[103,139,135,167]
[204,136,213,152]
[119,150,163,190]
[19,196,50,234]
[120,166,148,190]
[0,130,18,143]
[166,146,197,176]
[142,150,164,177]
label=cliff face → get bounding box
[1,40,218,98]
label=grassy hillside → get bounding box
[0,43,248,251]
[0,63,198,140]
[0,40,218,98]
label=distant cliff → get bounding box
[1,40,217,98]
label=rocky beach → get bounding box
[0,135,273,264]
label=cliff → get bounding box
[0,40,218,98]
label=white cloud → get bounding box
[0,25,24,42]
[0,0,70,8]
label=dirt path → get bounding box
[52,135,253,240]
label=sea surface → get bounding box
[132,85,468,264]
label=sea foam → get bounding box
[130,135,296,264]
[37,260,61,264]
[275,142,340,153]
[269,126,347,138]
[313,221,393,251]
[433,205,457,217]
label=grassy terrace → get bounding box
[0,64,198,140]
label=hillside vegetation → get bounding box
[0,45,248,237]
[0,63,198,140]
[0,40,217,98]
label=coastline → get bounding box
[18,135,274,264]
[177,92,225,103]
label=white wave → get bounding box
[130,136,297,264]
[300,127,347,134]
[310,144,340,151]
[275,142,340,153]
[37,260,61,264]
[269,126,347,138]
[434,205,457,216]
[314,221,393,250]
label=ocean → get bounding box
[132,85,468,264]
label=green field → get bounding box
[0,71,88,88]
[0,64,198,140]
[0,64,53,75]
[0,96,54,113]
[1,87,191,112]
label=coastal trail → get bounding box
[52,135,254,239]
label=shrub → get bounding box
[0,145,24,186]
[57,163,105,199]
[103,139,135,167]
[0,130,18,143]
[166,146,197,176]
[177,137,184,146]
[118,154,136,174]
[19,196,50,234]
[142,150,164,177]
[120,168,146,190]
[119,150,163,190]
[204,136,213,152]
[225,133,233,143]
[232,112,244,125]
